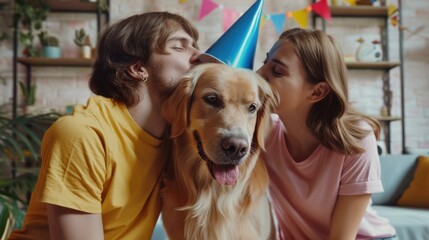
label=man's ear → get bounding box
[309,82,330,103]
[127,62,148,80]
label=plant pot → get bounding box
[43,46,61,58]
[80,45,92,59]
[22,105,39,115]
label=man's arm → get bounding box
[47,204,104,240]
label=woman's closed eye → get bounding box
[272,66,287,77]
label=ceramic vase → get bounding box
[81,45,92,59]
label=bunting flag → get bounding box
[260,14,268,28]
[388,4,398,16]
[199,0,219,20]
[222,8,240,32]
[311,0,331,21]
[196,0,360,31]
[391,15,398,27]
[270,13,286,34]
[291,8,308,29]
[344,0,356,6]
[179,0,188,3]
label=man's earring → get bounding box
[140,74,148,83]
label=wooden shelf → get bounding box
[372,115,401,122]
[17,57,93,67]
[45,0,98,12]
[345,61,400,70]
[330,6,388,17]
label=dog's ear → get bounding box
[162,65,208,138]
[162,77,195,138]
[255,76,279,151]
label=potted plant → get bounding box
[74,28,91,59]
[18,81,36,114]
[0,173,37,238]
[38,30,60,58]
[0,104,60,237]
[14,0,49,57]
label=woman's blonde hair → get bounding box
[279,28,380,155]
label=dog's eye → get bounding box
[206,95,217,103]
[248,103,257,113]
[204,95,222,108]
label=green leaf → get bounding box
[0,204,11,237]
[0,131,26,161]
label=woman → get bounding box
[9,12,201,240]
[257,28,396,240]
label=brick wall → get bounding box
[0,0,427,154]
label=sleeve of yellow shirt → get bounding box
[32,114,107,214]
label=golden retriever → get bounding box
[161,63,278,240]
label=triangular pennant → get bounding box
[270,13,286,34]
[292,8,308,29]
[179,0,188,3]
[198,0,219,20]
[260,14,268,28]
[388,4,398,16]
[311,0,331,21]
[222,8,241,32]
[345,0,356,6]
[391,15,398,27]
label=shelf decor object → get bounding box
[38,31,60,58]
[12,0,110,119]
[356,38,383,62]
[74,28,92,59]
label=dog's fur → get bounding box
[161,63,278,240]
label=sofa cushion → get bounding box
[397,156,429,208]
[372,205,429,240]
[372,154,420,205]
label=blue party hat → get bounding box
[199,0,264,69]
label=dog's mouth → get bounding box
[193,130,239,185]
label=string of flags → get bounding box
[180,0,401,34]
[196,0,331,32]
[386,3,428,41]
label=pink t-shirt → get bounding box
[264,114,396,240]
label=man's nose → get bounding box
[190,48,203,65]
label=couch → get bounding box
[372,154,429,240]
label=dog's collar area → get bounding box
[193,130,215,179]
[193,130,209,162]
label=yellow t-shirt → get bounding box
[9,96,166,240]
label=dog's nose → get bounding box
[222,137,249,161]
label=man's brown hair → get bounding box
[89,12,199,106]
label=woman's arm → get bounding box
[47,204,104,240]
[329,194,371,240]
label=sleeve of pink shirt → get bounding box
[338,124,384,195]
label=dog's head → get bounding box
[162,63,278,185]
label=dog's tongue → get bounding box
[213,164,239,185]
